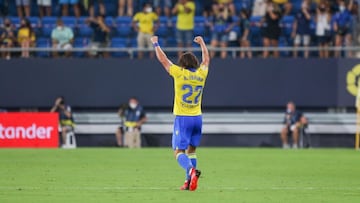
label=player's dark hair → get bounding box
[58,96,65,105]
[178,52,199,70]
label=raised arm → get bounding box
[150,36,173,72]
[194,36,210,67]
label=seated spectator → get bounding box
[333,0,354,58]
[122,97,147,148]
[16,0,31,18]
[213,0,235,16]
[88,0,106,17]
[50,96,75,148]
[315,2,332,58]
[0,19,17,60]
[153,0,172,17]
[59,0,80,18]
[132,3,159,59]
[280,101,308,149]
[261,0,282,58]
[209,3,235,59]
[172,0,195,57]
[38,0,52,17]
[238,9,252,58]
[86,15,110,58]
[118,0,133,16]
[51,19,74,58]
[252,0,267,17]
[292,0,312,58]
[17,18,35,58]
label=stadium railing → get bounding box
[1,46,360,59]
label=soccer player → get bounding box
[151,35,210,191]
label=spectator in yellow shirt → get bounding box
[132,3,159,59]
[172,0,195,57]
[17,18,35,58]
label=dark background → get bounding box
[0,58,359,109]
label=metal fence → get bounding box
[1,46,360,59]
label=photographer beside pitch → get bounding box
[151,35,210,191]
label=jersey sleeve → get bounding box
[133,13,139,22]
[169,64,183,78]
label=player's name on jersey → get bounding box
[181,102,200,108]
[184,75,204,82]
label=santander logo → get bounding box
[0,113,59,148]
[0,124,54,139]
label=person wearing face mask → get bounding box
[333,0,354,58]
[121,97,147,148]
[280,101,308,149]
[51,18,74,58]
[132,3,159,59]
[0,19,16,60]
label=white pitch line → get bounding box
[0,186,360,191]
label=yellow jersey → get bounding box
[133,12,159,34]
[17,28,35,44]
[169,64,208,116]
[176,1,195,30]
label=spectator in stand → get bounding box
[252,0,267,17]
[333,0,354,58]
[86,15,110,58]
[209,3,235,59]
[17,18,35,58]
[50,96,75,148]
[280,101,308,149]
[16,0,31,18]
[238,9,252,58]
[116,97,147,148]
[316,2,332,58]
[38,0,52,17]
[51,19,74,58]
[292,0,312,58]
[213,0,235,16]
[273,0,292,16]
[202,0,214,17]
[118,0,133,16]
[59,0,80,18]
[88,0,106,17]
[0,19,17,60]
[153,0,173,17]
[172,0,195,57]
[261,0,282,58]
[132,3,159,59]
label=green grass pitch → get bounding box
[0,148,359,203]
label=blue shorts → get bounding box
[59,0,79,4]
[176,29,193,45]
[172,115,202,150]
[211,32,228,42]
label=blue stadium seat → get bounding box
[73,37,90,58]
[9,16,20,28]
[105,17,114,27]
[111,38,128,57]
[115,16,131,25]
[77,17,93,37]
[155,24,168,38]
[249,16,263,47]
[41,16,57,27]
[116,26,132,37]
[41,27,54,38]
[62,16,77,28]
[36,38,51,58]
[280,15,295,44]
[194,25,205,36]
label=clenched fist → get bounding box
[150,36,158,44]
[193,36,204,44]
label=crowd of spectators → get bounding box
[0,0,359,59]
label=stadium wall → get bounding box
[0,58,359,108]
